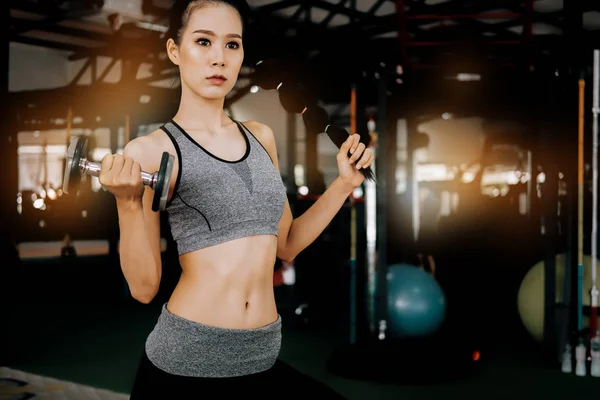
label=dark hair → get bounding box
[167,0,250,45]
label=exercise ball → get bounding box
[517,253,597,342]
[386,263,447,337]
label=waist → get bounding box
[168,284,278,329]
[145,303,282,378]
[170,239,279,329]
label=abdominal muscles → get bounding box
[166,235,279,329]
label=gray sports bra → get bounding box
[160,119,287,255]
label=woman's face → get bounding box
[169,4,244,101]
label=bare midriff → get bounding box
[166,234,279,329]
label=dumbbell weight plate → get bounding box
[302,105,329,134]
[63,135,87,195]
[152,152,175,212]
[278,82,314,114]
[63,135,175,212]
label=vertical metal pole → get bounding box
[286,112,297,194]
[350,84,357,135]
[305,121,318,193]
[1,3,16,238]
[1,3,20,310]
[365,145,377,334]
[590,50,599,336]
[412,148,420,241]
[527,150,532,217]
[375,69,388,339]
[577,76,585,337]
[349,84,357,345]
[563,0,584,348]
[538,77,558,359]
[350,203,357,344]
[560,181,574,357]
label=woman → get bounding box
[99,0,374,397]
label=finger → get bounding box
[338,134,354,159]
[349,143,366,164]
[111,154,125,176]
[363,154,374,168]
[100,154,114,185]
[132,161,142,179]
[131,161,143,187]
[356,149,373,169]
[122,157,134,181]
[350,134,361,154]
[101,154,114,172]
[364,151,374,168]
[111,154,123,165]
[355,148,372,168]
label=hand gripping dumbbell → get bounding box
[62,136,175,212]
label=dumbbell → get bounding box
[301,104,376,182]
[62,136,175,212]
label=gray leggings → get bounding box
[145,303,281,377]
[131,304,346,398]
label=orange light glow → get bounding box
[472,350,481,361]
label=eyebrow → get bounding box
[192,29,242,39]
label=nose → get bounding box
[211,47,225,67]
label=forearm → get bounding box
[283,177,354,260]
[116,200,161,302]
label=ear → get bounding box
[166,38,180,66]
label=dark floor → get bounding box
[3,254,600,399]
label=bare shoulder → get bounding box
[242,120,279,167]
[123,128,172,171]
[243,120,276,150]
[242,120,273,141]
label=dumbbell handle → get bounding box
[79,158,158,189]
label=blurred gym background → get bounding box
[1,0,600,399]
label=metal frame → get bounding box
[7,0,600,127]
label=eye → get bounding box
[226,42,240,49]
[196,38,210,46]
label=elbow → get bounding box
[277,247,296,263]
[279,255,294,263]
[130,279,160,304]
[131,286,158,304]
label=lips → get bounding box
[207,75,226,81]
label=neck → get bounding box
[173,85,230,131]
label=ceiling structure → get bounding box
[8,0,600,129]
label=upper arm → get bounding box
[122,135,163,264]
[244,121,294,259]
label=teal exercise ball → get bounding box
[386,263,447,337]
